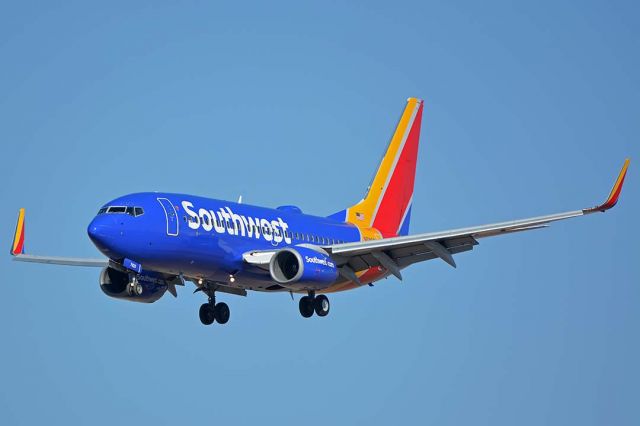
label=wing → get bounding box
[326,159,630,283]
[10,208,108,267]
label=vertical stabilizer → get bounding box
[346,98,423,237]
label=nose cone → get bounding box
[88,215,119,257]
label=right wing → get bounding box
[326,159,630,283]
[10,208,108,267]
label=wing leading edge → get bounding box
[10,208,108,267]
[327,159,630,275]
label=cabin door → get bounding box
[157,198,179,236]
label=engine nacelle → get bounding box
[99,267,168,303]
[269,246,338,290]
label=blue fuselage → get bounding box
[87,192,361,290]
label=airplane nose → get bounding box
[88,215,119,256]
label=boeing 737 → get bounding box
[10,98,630,326]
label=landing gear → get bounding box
[298,292,330,318]
[314,295,330,317]
[127,276,143,296]
[199,303,215,325]
[197,287,231,326]
[214,302,230,324]
[299,296,315,318]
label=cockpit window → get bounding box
[98,206,145,216]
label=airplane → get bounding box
[10,98,630,326]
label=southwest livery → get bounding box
[10,98,630,326]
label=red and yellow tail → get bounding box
[11,208,26,255]
[346,98,424,238]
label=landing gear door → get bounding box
[157,198,179,236]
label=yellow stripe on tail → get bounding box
[346,98,424,237]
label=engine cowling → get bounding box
[269,246,338,290]
[99,267,168,303]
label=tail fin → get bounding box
[345,98,423,237]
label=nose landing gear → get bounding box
[127,276,143,296]
[298,291,330,318]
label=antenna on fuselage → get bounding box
[237,195,243,204]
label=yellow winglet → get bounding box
[11,208,26,255]
[584,159,630,213]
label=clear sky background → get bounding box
[0,1,637,425]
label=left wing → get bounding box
[10,208,108,267]
[326,159,629,283]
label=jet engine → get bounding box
[99,266,168,303]
[269,246,338,290]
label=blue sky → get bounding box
[0,1,638,425]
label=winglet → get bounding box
[11,208,26,255]
[584,159,630,213]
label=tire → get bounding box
[299,296,314,318]
[214,302,230,325]
[199,303,215,325]
[314,295,330,317]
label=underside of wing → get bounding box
[326,159,630,280]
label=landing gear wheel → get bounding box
[299,296,315,318]
[199,303,215,325]
[214,302,230,324]
[314,295,330,317]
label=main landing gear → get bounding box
[299,291,330,318]
[198,288,230,326]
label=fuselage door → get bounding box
[157,198,179,236]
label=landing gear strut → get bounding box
[127,275,143,296]
[198,286,230,326]
[299,291,330,318]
